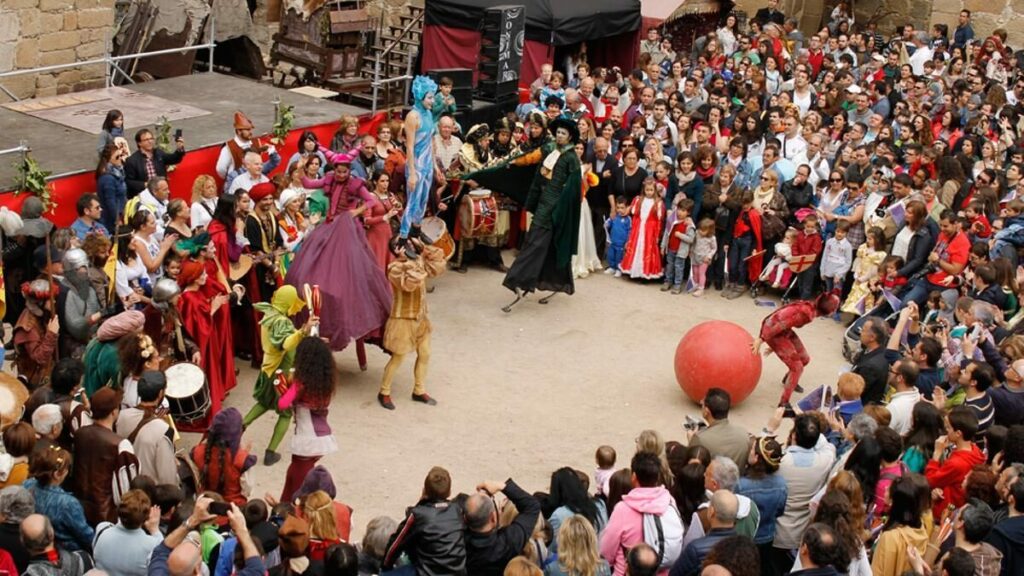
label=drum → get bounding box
[459,194,499,239]
[0,373,28,431]
[421,216,455,260]
[164,363,211,423]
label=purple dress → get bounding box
[286,175,393,350]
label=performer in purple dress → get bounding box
[286,153,393,351]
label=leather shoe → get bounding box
[411,393,437,406]
[263,450,281,466]
[378,393,395,410]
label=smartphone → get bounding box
[970,324,983,341]
[822,387,834,411]
[174,128,183,140]
[208,501,231,516]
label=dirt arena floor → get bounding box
[209,258,850,539]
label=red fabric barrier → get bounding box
[0,114,387,227]
[422,24,482,84]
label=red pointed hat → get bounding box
[233,111,254,130]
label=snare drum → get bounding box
[459,195,498,238]
[421,216,455,260]
[165,363,211,423]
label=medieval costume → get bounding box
[142,278,199,366]
[13,279,59,388]
[277,339,338,501]
[208,201,261,367]
[242,286,311,465]
[501,118,583,305]
[216,111,280,182]
[397,76,438,250]
[176,261,232,432]
[190,408,256,507]
[363,185,400,271]
[81,310,146,397]
[287,156,392,351]
[244,183,284,304]
[490,117,519,161]
[754,291,841,405]
[73,391,139,525]
[277,187,308,274]
[378,244,447,410]
[450,125,507,271]
[572,163,603,278]
[58,249,101,360]
[620,192,666,279]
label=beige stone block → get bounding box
[0,44,15,73]
[1013,0,1024,13]
[40,12,63,32]
[16,39,39,69]
[75,40,105,59]
[963,0,994,13]
[0,12,20,43]
[63,12,77,30]
[19,9,41,37]
[77,0,113,8]
[80,63,104,80]
[39,0,73,11]
[38,30,80,51]
[38,48,75,67]
[3,75,37,99]
[930,0,964,14]
[56,69,81,85]
[36,71,55,85]
[77,7,113,29]
[36,84,58,98]
[6,0,39,9]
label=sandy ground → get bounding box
[203,257,851,540]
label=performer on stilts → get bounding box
[241,285,318,465]
[378,239,447,410]
[501,118,582,312]
[397,76,438,255]
[751,290,841,407]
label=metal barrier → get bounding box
[0,14,216,102]
[0,142,29,162]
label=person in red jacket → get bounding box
[925,406,986,520]
[752,291,841,406]
[793,214,824,299]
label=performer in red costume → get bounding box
[752,291,841,406]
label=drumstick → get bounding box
[303,283,314,311]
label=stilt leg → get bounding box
[502,288,526,313]
[538,291,558,305]
[356,338,367,371]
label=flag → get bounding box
[105,239,117,305]
[881,288,902,311]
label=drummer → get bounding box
[142,278,199,367]
[450,125,507,273]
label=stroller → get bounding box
[750,253,817,304]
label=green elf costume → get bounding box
[241,284,314,465]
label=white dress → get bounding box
[572,170,603,278]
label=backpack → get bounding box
[642,503,684,569]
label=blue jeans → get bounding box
[665,254,688,287]
[899,277,945,311]
[727,233,754,284]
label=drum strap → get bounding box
[128,414,159,444]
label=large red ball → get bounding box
[674,320,762,406]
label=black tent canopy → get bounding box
[425,0,642,46]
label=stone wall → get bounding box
[931,0,1024,48]
[0,0,115,99]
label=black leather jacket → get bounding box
[384,498,467,576]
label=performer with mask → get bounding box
[752,291,842,407]
[397,76,438,254]
[142,278,199,367]
[501,118,583,312]
[58,248,102,359]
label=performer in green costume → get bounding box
[241,284,318,465]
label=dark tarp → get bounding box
[425,0,641,47]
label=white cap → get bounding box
[871,53,885,63]
[846,84,863,94]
